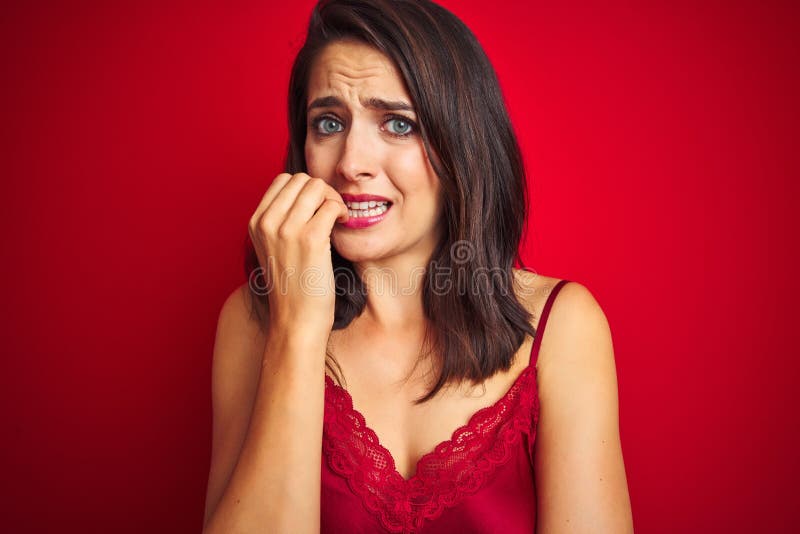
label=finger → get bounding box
[250,172,293,228]
[260,173,314,227]
[284,178,347,230]
[306,198,350,240]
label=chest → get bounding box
[321,358,540,534]
[324,333,535,480]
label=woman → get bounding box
[203,0,633,532]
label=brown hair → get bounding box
[244,0,537,403]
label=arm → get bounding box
[534,282,634,533]
[202,284,326,534]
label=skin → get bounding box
[304,39,444,336]
[302,39,541,473]
[304,40,633,530]
[204,39,634,533]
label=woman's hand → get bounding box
[248,172,349,341]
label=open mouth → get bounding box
[344,200,392,218]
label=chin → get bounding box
[332,234,389,264]
[333,245,384,264]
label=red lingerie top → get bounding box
[321,279,570,533]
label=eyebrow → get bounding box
[307,95,414,113]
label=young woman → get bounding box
[203,1,633,532]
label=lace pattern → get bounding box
[322,367,540,534]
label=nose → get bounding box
[335,122,378,183]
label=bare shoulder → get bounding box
[528,279,633,532]
[511,269,567,330]
[204,283,267,524]
[218,283,268,344]
[211,282,268,422]
[512,270,610,362]
[537,279,613,373]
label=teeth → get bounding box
[345,200,388,210]
[347,203,389,218]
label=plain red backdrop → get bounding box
[2,1,798,532]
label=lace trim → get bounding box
[322,367,540,534]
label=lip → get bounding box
[339,193,393,203]
[338,196,393,230]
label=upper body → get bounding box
[204,1,633,532]
[208,271,633,533]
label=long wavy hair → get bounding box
[243,0,537,403]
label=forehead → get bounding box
[307,40,410,102]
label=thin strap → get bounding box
[528,279,570,366]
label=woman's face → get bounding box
[304,39,443,265]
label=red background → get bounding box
[2,1,798,532]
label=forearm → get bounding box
[204,332,326,534]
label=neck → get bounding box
[352,253,430,333]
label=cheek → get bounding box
[304,142,315,173]
[392,146,440,199]
[304,143,335,182]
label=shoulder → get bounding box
[527,279,633,531]
[546,278,609,340]
[530,276,618,425]
[513,269,611,359]
[212,283,268,412]
[204,283,267,524]
[539,279,613,372]
[217,283,249,325]
[217,283,268,349]
[511,270,613,371]
[218,282,261,326]
[511,269,594,331]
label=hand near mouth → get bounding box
[248,172,349,342]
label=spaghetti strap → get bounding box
[528,279,570,366]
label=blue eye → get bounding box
[313,116,343,135]
[385,117,414,136]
